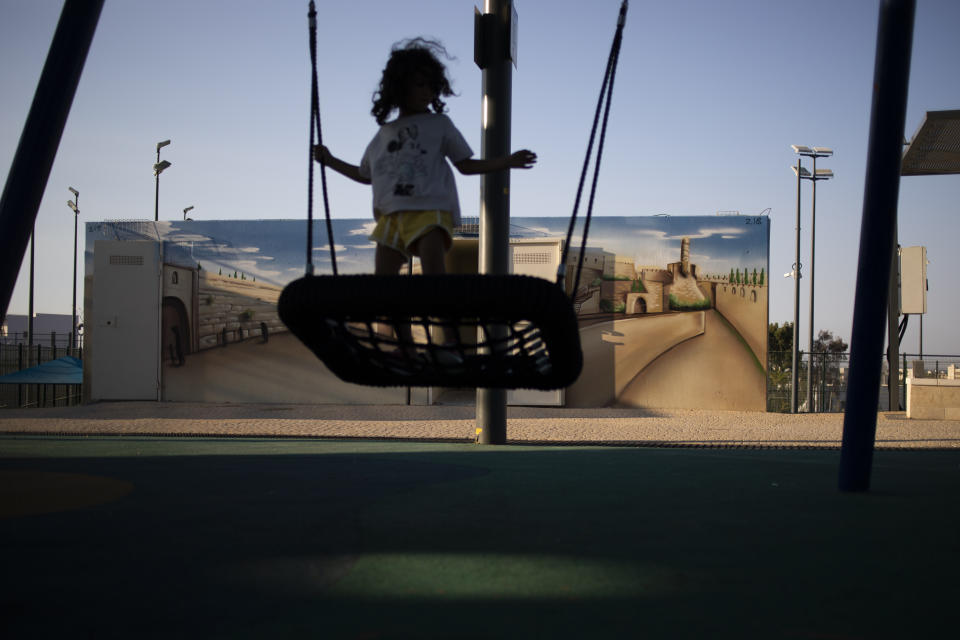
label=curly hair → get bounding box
[371,38,455,125]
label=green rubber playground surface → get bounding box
[1,436,957,638]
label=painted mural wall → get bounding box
[84,216,770,410]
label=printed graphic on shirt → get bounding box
[374,124,428,197]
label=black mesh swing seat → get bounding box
[279,273,583,389]
[286,0,627,391]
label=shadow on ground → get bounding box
[1,437,957,639]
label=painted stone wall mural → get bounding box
[84,215,769,410]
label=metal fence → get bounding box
[767,351,960,413]
[0,332,82,349]
[0,342,83,409]
[3,343,957,411]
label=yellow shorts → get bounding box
[369,210,454,257]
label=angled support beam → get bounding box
[0,0,104,324]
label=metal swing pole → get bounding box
[474,0,515,445]
[839,0,915,492]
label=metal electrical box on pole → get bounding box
[474,0,515,445]
[899,246,927,314]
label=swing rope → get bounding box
[307,0,336,276]
[279,1,628,390]
[560,0,628,299]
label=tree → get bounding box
[813,330,848,354]
[759,268,765,285]
[767,322,795,412]
[769,322,793,353]
[767,324,850,413]
[729,268,734,283]
[809,330,849,410]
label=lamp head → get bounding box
[153,160,172,176]
[793,144,833,158]
[67,200,78,213]
[156,139,171,151]
[68,186,79,197]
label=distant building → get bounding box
[1,313,75,344]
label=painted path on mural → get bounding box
[618,310,765,411]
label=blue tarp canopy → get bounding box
[0,357,82,385]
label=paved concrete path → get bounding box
[2,402,958,448]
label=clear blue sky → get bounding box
[3,0,959,355]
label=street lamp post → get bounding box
[67,187,79,350]
[790,159,802,413]
[28,228,34,347]
[792,145,834,412]
[154,139,171,221]
[183,205,194,220]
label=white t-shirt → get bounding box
[359,113,473,224]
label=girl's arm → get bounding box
[454,149,537,175]
[313,145,371,185]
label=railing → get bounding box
[767,351,960,413]
[0,332,83,349]
[4,343,956,411]
[0,342,83,409]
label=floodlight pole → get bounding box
[68,187,79,350]
[72,202,78,348]
[154,140,170,221]
[28,232,34,347]
[808,155,818,412]
[791,149,832,413]
[474,0,514,445]
[887,246,900,411]
[919,314,922,359]
[791,159,802,414]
